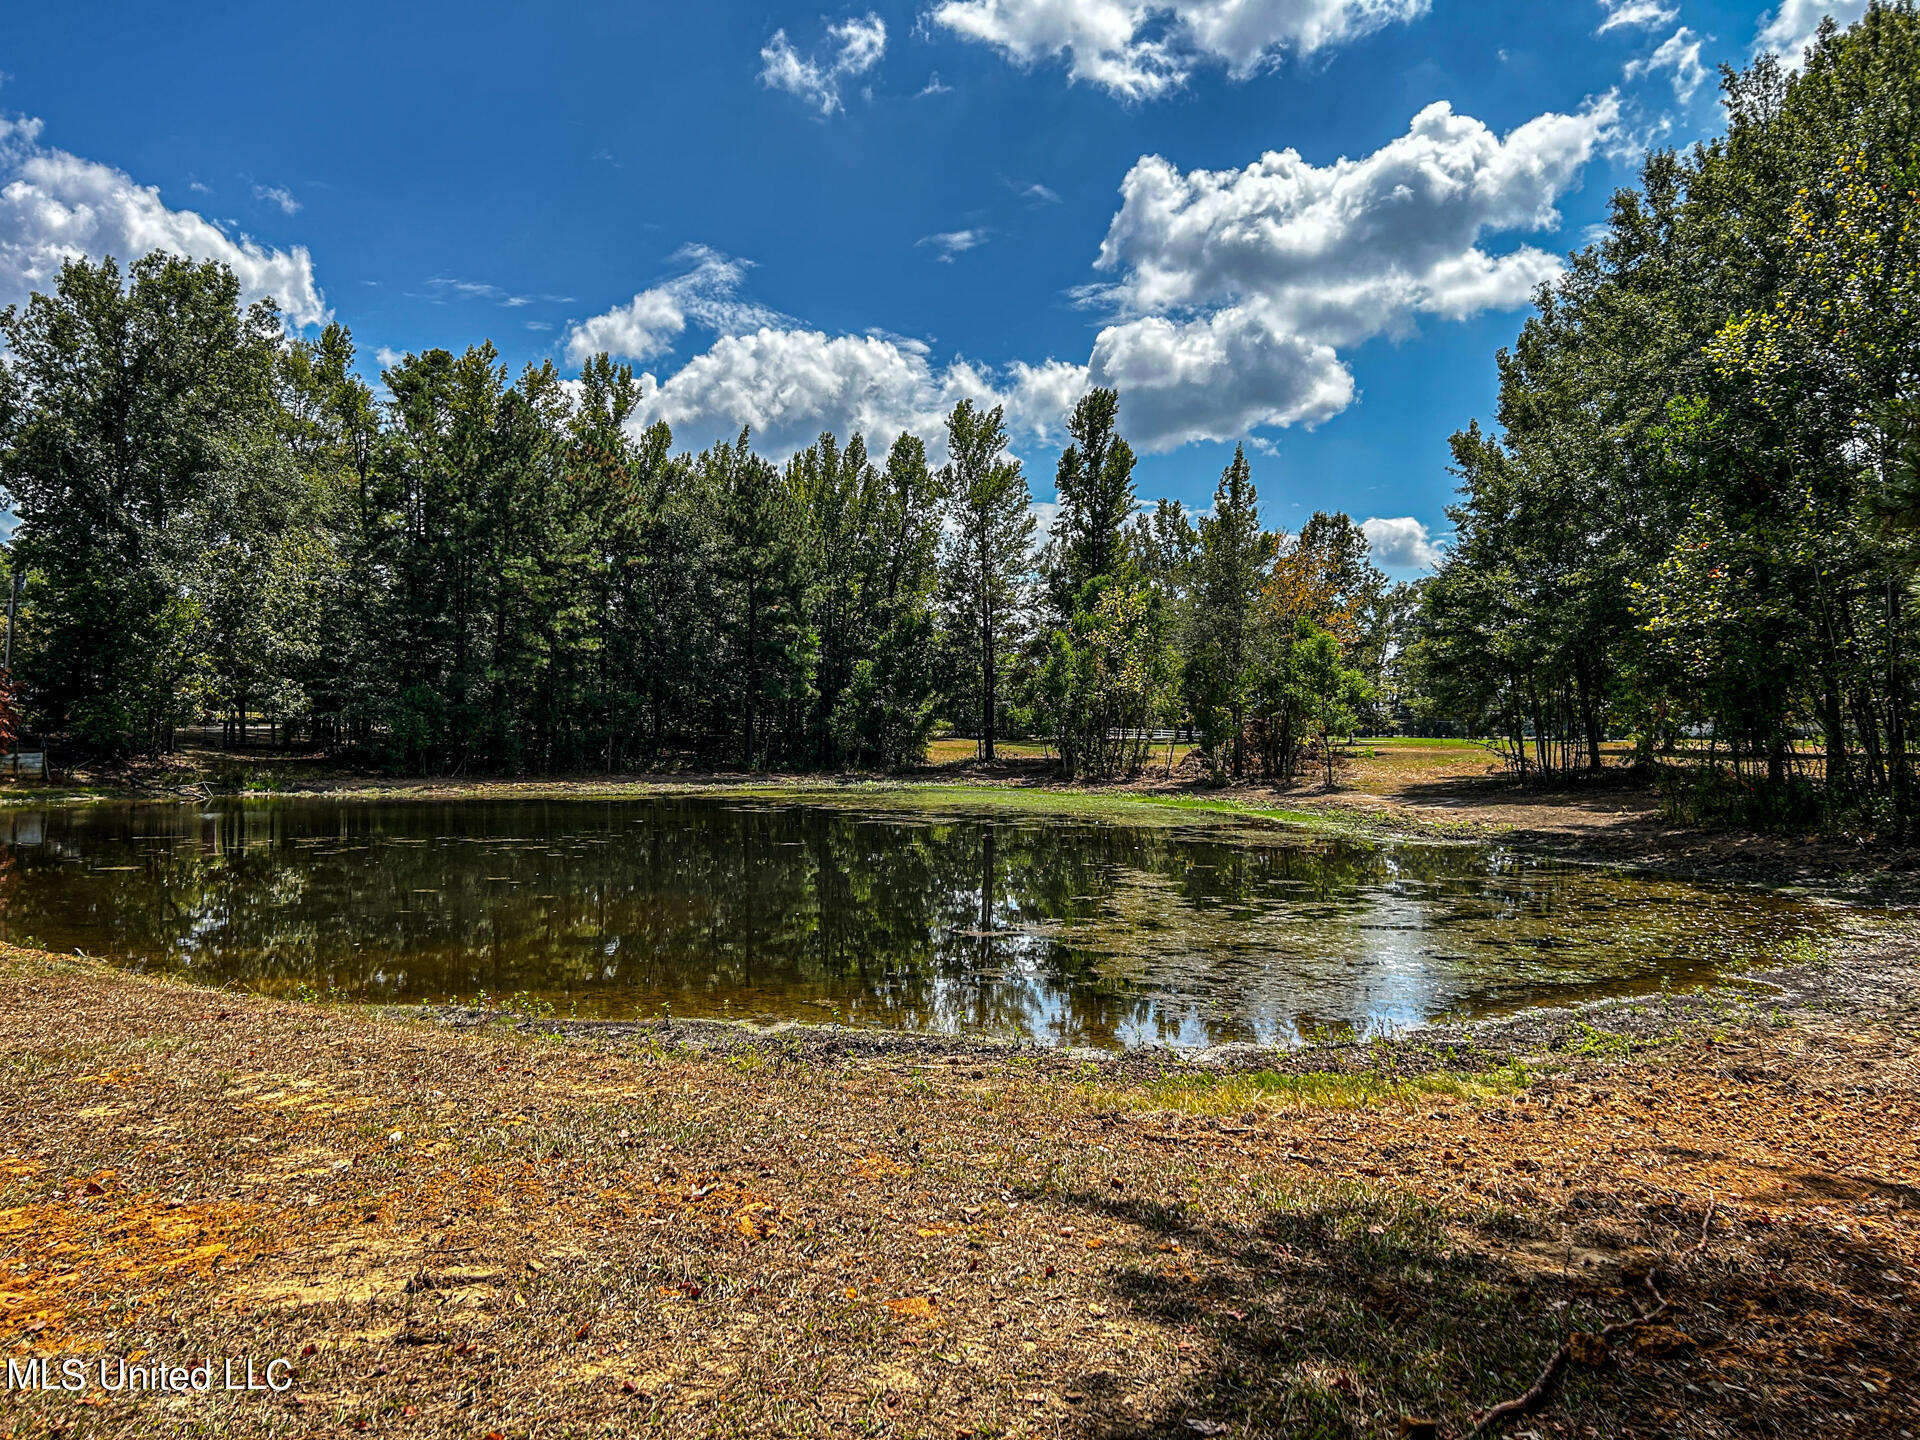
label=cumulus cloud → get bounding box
[760,13,887,114]
[568,250,1082,459]
[917,228,990,261]
[1626,26,1706,103]
[563,246,783,366]
[1361,516,1442,569]
[0,115,328,327]
[1754,0,1866,66]
[929,0,1428,99]
[1096,98,1615,321]
[631,328,1069,460]
[1086,307,1353,450]
[583,96,1611,459]
[1595,0,1677,33]
[1076,95,1615,448]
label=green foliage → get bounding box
[0,265,1385,782]
[936,400,1035,762]
[1036,580,1180,778]
[0,254,285,753]
[1407,6,1920,829]
[1044,387,1138,617]
[1187,446,1278,779]
[1284,621,1376,788]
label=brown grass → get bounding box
[1,946,1916,1438]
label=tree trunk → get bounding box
[1889,578,1910,826]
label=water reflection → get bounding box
[0,797,1844,1049]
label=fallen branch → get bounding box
[1467,1198,1717,1437]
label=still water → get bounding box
[0,796,1850,1049]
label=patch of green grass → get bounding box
[720,780,1414,843]
[1775,932,1832,966]
[1092,1060,1530,1117]
[1349,736,1486,749]
[1561,1021,1636,1058]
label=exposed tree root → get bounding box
[1468,1199,1719,1436]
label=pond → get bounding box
[0,795,1857,1049]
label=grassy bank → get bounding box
[2,944,1915,1438]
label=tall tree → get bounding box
[1046,388,1138,617]
[1188,446,1276,777]
[832,432,945,768]
[0,254,285,753]
[937,401,1035,761]
[705,429,814,767]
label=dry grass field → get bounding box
[2,941,1916,1439]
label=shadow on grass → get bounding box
[1040,1172,1920,1440]
[1024,1180,1573,1438]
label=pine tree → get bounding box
[704,429,814,768]
[937,401,1034,762]
[1045,388,1138,618]
[1189,445,1276,778]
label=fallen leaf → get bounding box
[885,1296,938,1319]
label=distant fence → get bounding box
[0,746,46,778]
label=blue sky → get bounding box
[0,0,1860,573]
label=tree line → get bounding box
[0,255,1396,779]
[1404,4,1920,827]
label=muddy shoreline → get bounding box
[411,916,1920,1087]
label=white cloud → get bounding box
[569,250,1080,459]
[1021,182,1062,204]
[563,246,783,366]
[917,228,990,261]
[918,71,955,95]
[631,328,1006,460]
[1096,98,1616,323]
[760,13,887,114]
[375,346,406,370]
[1626,26,1706,103]
[1087,306,1353,450]
[1595,0,1677,33]
[928,0,1428,99]
[1077,96,1614,448]
[253,183,301,215]
[1754,0,1866,66]
[589,95,1611,460]
[1361,515,1442,568]
[0,115,328,327]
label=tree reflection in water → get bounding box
[0,798,1846,1048]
